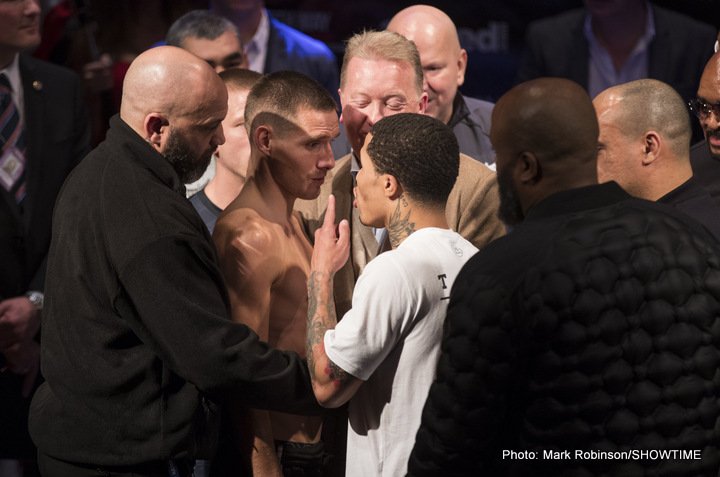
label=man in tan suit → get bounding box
[296,30,504,318]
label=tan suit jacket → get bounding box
[295,153,505,318]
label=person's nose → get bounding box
[700,112,720,136]
[366,102,384,126]
[709,109,720,126]
[213,124,226,147]
[318,143,335,170]
[26,0,41,15]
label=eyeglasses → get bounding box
[688,98,720,120]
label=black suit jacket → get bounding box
[516,5,716,102]
[0,54,89,459]
[0,54,89,299]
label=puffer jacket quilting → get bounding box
[408,183,720,477]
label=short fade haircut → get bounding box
[340,30,423,96]
[367,113,458,207]
[219,68,263,92]
[244,70,337,135]
[610,79,691,158]
[166,10,239,46]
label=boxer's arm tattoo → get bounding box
[388,195,415,249]
[307,271,348,385]
[326,357,349,383]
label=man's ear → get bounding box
[338,89,344,124]
[642,131,661,166]
[144,113,168,148]
[384,174,401,199]
[457,48,468,87]
[517,151,541,185]
[254,125,272,156]
[418,92,429,114]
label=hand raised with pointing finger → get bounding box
[311,194,350,275]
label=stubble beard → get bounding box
[164,130,213,184]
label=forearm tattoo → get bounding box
[326,359,349,384]
[388,195,416,249]
[307,271,348,384]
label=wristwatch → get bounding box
[25,291,44,311]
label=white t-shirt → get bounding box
[324,227,478,477]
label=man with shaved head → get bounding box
[387,4,495,165]
[407,78,720,476]
[28,46,320,477]
[690,52,720,198]
[594,79,720,239]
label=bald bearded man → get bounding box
[29,46,320,477]
[408,78,720,476]
[387,5,495,165]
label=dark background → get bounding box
[36,0,719,145]
[265,0,719,101]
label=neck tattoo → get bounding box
[388,195,415,248]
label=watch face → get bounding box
[26,292,43,310]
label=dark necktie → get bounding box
[0,73,26,203]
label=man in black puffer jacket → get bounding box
[407,77,720,477]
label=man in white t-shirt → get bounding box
[305,112,478,477]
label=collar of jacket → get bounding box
[525,181,631,222]
[108,114,186,196]
[447,91,469,129]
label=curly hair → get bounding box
[367,113,459,207]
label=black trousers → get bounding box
[275,440,326,477]
[37,452,194,477]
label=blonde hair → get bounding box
[340,30,423,95]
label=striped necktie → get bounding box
[0,73,26,203]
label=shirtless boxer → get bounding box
[213,71,339,476]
